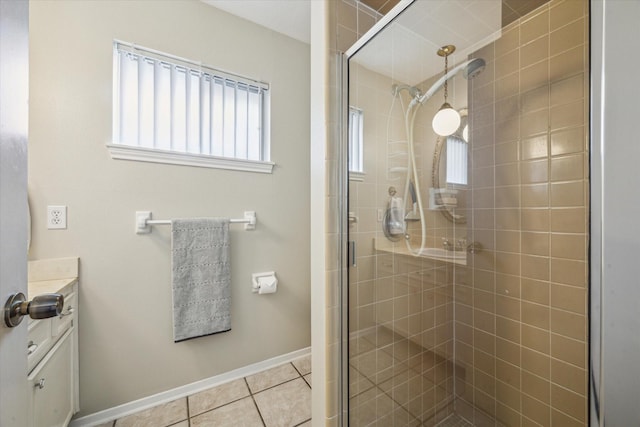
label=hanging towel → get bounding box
[388,196,405,235]
[171,218,231,342]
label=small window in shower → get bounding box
[446,135,468,186]
[109,40,273,173]
[349,106,364,178]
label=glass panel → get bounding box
[346,0,589,425]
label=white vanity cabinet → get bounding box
[27,280,79,427]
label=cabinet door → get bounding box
[29,329,73,427]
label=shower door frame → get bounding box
[341,2,416,425]
[340,1,419,425]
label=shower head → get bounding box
[413,57,486,106]
[463,57,486,79]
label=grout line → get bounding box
[188,369,314,424]
[185,394,191,422]
[293,418,312,427]
[290,360,312,382]
[290,361,304,377]
[187,392,250,420]
[302,375,312,389]
[250,376,304,395]
[245,378,267,427]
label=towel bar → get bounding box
[135,211,256,234]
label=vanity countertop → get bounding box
[28,278,77,299]
[27,257,79,298]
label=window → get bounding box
[348,106,364,178]
[109,41,273,173]
[446,135,468,186]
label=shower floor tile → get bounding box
[349,325,460,427]
[436,413,474,427]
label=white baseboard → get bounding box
[70,347,311,427]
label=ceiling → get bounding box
[201,0,311,44]
[201,0,549,85]
[352,0,502,86]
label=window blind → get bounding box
[349,107,364,173]
[446,135,468,185]
[113,41,269,162]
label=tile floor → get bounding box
[98,355,311,427]
[348,326,455,427]
[435,414,474,427]
[348,326,504,427]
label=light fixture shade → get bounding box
[432,103,461,136]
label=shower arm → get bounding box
[409,59,476,109]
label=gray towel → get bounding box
[171,218,231,342]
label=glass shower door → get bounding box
[345,0,589,425]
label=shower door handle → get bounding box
[349,241,356,267]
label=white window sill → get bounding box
[106,144,275,174]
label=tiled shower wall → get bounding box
[455,0,589,425]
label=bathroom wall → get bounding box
[455,0,589,424]
[28,0,310,416]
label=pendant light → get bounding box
[432,45,461,136]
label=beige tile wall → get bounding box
[456,0,589,425]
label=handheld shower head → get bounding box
[463,58,486,79]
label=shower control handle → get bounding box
[466,242,483,254]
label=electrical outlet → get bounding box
[47,205,67,229]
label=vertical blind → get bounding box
[113,42,269,161]
[348,107,364,173]
[446,135,468,185]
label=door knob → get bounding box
[3,292,64,328]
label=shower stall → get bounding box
[343,0,589,425]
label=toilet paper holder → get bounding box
[252,272,278,294]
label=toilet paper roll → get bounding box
[257,275,277,294]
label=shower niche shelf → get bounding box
[374,238,466,265]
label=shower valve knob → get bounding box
[466,242,483,254]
